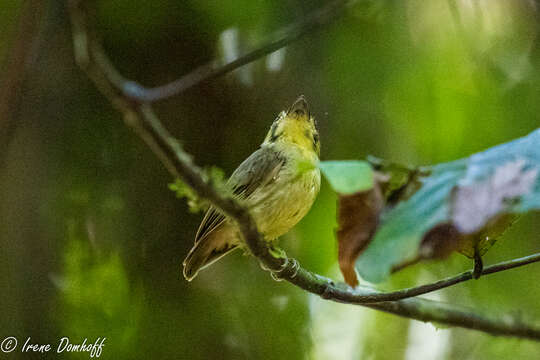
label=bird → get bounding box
[183,96,321,281]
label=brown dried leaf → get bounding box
[419,223,461,260]
[393,223,463,273]
[337,175,385,287]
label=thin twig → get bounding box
[66,0,540,341]
[309,252,540,305]
[110,0,354,103]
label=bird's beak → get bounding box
[287,95,310,119]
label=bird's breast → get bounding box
[249,158,321,240]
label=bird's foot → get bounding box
[270,257,300,281]
[268,244,287,259]
[266,244,300,281]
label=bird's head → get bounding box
[263,96,320,156]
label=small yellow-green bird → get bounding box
[183,96,321,280]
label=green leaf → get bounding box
[169,166,227,213]
[319,160,374,195]
[356,128,540,283]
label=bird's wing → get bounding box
[194,147,284,243]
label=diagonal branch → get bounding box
[0,0,47,168]
[94,0,355,103]
[67,0,540,341]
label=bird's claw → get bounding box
[269,256,300,281]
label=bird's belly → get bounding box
[250,169,320,240]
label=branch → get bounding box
[294,252,540,304]
[103,0,354,103]
[67,0,540,341]
[0,0,47,167]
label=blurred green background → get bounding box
[1,0,540,359]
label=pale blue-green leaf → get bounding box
[319,160,374,195]
[356,128,540,283]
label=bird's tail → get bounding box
[182,230,238,281]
